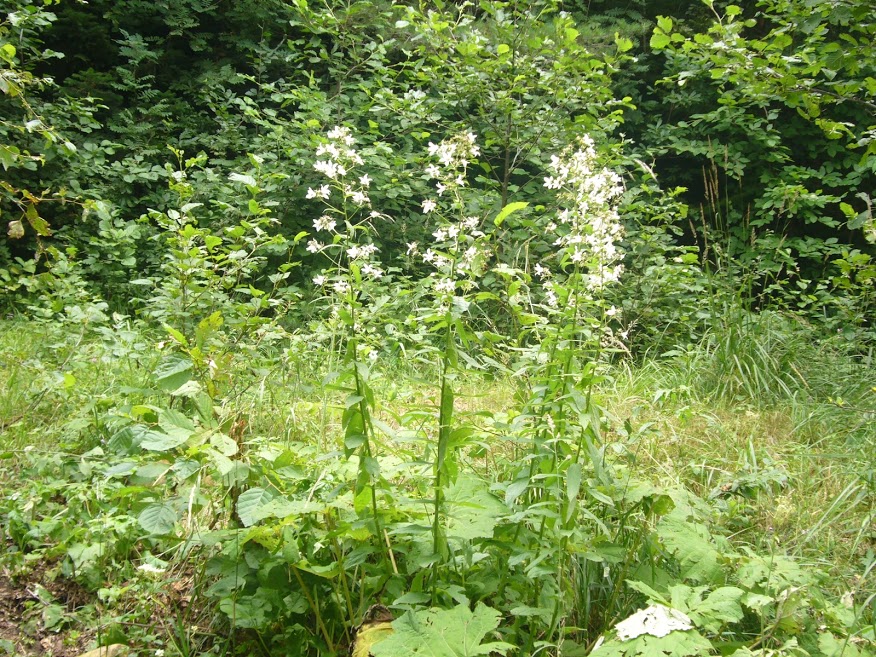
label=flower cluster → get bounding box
[306,126,386,291]
[411,133,488,301]
[542,135,624,290]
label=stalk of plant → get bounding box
[411,132,491,602]
[306,126,390,565]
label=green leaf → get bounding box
[497,43,510,55]
[656,16,673,33]
[565,462,583,522]
[494,201,528,227]
[138,502,177,535]
[132,425,190,452]
[229,172,257,187]
[25,204,51,236]
[657,516,721,583]
[153,355,193,391]
[371,603,514,657]
[650,32,671,50]
[615,33,634,52]
[237,487,275,527]
[444,474,507,541]
[594,630,711,657]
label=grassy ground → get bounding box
[0,318,873,656]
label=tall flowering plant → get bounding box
[507,135,626,641]
[409,132,493,599]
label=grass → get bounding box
[0,315,874,656]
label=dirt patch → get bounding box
[0,562,95,657]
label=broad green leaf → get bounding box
[493,201,528,227]
[237,487,275,527]
[657,516,721,583]
[650,32,671,50]
[25,203,51,236]
[370,603,514,657]
[138,502,177,535]
[593,629,711,657]
[229,172,257,187]
[615,33,634,53]
[132,425,189,452]
[153,355,193,391]
[444,474,507,541]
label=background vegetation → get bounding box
[0,0,873,655]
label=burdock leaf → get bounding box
[371,603,513,657]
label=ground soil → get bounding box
[0,559,94,657]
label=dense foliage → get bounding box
[0,0,873,656]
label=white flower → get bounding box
[422,199,437,214]
[434,278,455,294]
[436,182,447,196]
[425,164,441,179]
[313,215,336,232]
[359,174,372,187]
[351,190,370,205]
[306,239,323,253]
[606,305,619,317]
[361,263,383,279]
[313,275,326,286]
[534,264,551,279]
[333,280,350,294]
[406,241,419,255]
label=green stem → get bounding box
[432,312,455,604]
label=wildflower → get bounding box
[306,239,323,253]
[406,242,419,255]
[425,164,441,179]
[422,199,437,214]
[361,263,383,279]
[351,190,370,205]
[313,275,326,286]
[333,280,350,294]
[359,174,372,187]
[434,278,455,294]
[313,215,336,232]
[534,264,551,279]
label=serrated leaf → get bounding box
[650,32,671,50]
[444,474,507,541]
[657,517,721,583]
[594,629,711,657]
[370,603,514,657]
[138,502,177,535]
